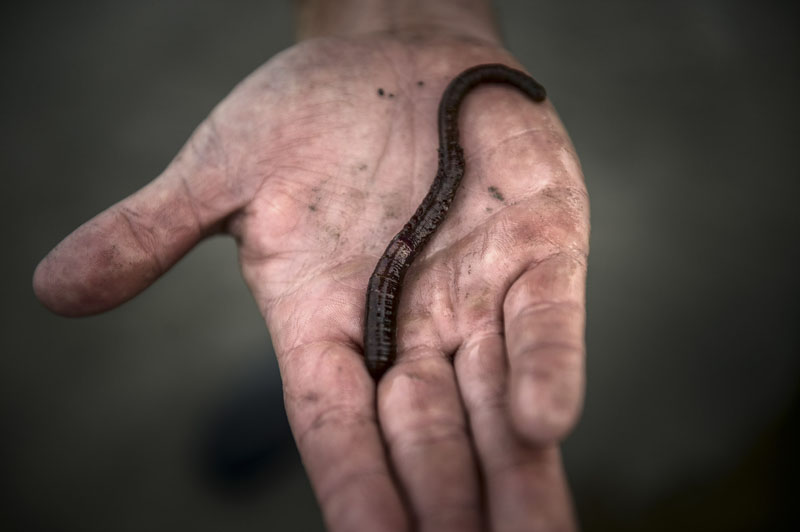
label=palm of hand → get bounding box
[35,35,588,531]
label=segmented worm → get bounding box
[363,64,546,380]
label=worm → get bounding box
[363,64,546,380]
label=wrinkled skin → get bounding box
[34,34,589,531]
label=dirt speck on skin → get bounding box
[308,204,317,212]
[417,81,424,87]
[358,163,368,172]
[488,186,505,202]
[377,88,384,96]
[388,93,394,98]
[485,207,493,213]
[322,223,341,243]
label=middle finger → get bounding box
[379,349,483,532]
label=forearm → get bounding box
[295,0,500,44]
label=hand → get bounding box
[34,32,588,531]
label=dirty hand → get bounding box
[34,20,588,532]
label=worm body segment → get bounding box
[364,64,546,380]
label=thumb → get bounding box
[33,119,240,316]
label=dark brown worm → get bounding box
[363,64,546,380]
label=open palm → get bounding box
[35,35,589,531]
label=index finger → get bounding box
[279,340,409,532]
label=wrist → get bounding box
[295,0,500,44]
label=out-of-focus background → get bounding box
[2,1,797,530]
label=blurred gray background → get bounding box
[2,1,797,530]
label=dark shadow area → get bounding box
[198,356,296,496]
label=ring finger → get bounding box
[455,333,577,531]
